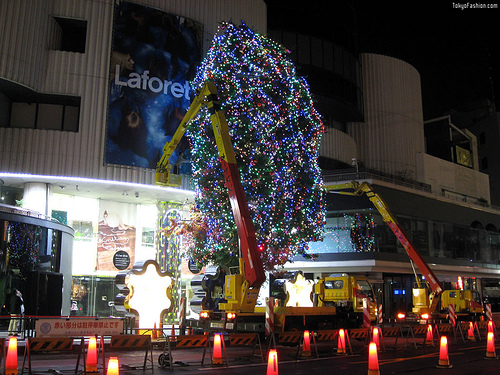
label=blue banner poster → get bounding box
[105,2,203,170]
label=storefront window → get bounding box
[71,275,125,317]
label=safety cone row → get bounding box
[436,336,453,368]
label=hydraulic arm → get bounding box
[156,81,266,299]
[327,181,443,313]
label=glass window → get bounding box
[5,222,62,274]
[10,103,36,128]
[357,280,374,301]
[73,221,93,241]
[325,280,343,289]
[53,17,87,53]
[37,104,64,130]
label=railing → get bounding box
[0,203,59,222]
[323,169,500,214]
[322,170,432,193]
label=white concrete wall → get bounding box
[348,53,425,178]
[0,0,266,185]
[416,152,490,202]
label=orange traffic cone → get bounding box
[106,357,119,375]
[372,327,380,349]
[5,336,18,375]
[436,336,453,368]
[337,328,347,355]
[212,333,224,365]
[426,324,434,346]
[171,324,176,337]
[267,349,279,375]
[485,331,498,359]
[367,342,380,375]
[468,321,476,341]
[152,322,158,340]
[302,330,311,357]
[488,320,494,334]
[86,336,98,373]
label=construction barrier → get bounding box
[315,329,339,342]
[456,321,478,343]
[158,334,208,370]
[380,326,406,350]
[170,334,207,349]
[108,335,154,372]
[477,320,498,340]
[229,333,264,362]
[21,337,83,375]
[346,328,370,353]
[277,331,303,345]
[435,323,456,341]
[406,325,432,349]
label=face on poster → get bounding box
[105,2,203,170]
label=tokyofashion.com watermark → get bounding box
[453,2,499,9]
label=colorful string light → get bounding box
[184,22,326,270]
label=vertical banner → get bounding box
[97,201,137,271]
[105,2,203,169]
[157,202,184,323]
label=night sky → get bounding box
[355,0,500,119]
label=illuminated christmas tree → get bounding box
[186,22,325,270]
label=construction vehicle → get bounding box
[441,289,482,315]
[157,81,375,333]
[327,180,483,321]
[313,273,377,323]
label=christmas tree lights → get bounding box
[185,22,325,270]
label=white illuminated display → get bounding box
[284,273,314,307]
[127,262,173,328]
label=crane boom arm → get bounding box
[156,81,266,288]
[327,181,443,296]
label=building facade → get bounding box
[0,0,266,318]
